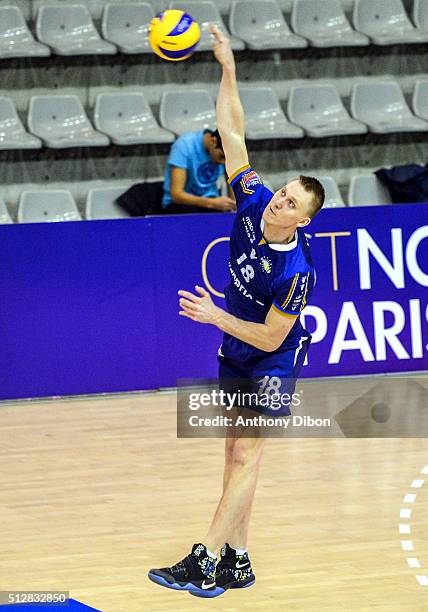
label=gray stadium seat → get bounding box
[348,174,392,206]
[291,0,369,47]
[170,1,245,51]
[239,86,303,139]
[160,89,216,135]
[288,85,367,137]
[413,0,428,31]
[0,196,13,224]
[350,82,428,134]
[33,0,116,21]
[216,0,231,13]
[264,173,290,191]
[353,0,428,45]
[86,186,132,220]
[229,0,307,49]
[32,0,128,21]
[0,6,50,58]
[36,4,117,55]
[28,95,110,148]
[94,92,175,145]
[316,176,345,208]
[412,80,428,121]
[18,190,82,223]
[1,0,31,22]
[0,97,42,150]
[102,2,154,54]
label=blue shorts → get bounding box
[218,335,311,417]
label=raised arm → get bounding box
[210,24,249,178]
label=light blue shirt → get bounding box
[162,130,225,208]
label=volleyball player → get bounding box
[148,24,325,598]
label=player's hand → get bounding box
[209,196,236,212]
[209,23,234,67]
[178,286,222,324]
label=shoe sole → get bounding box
[148,572,223,598]
[189,577,256,598]
[230,578,256,589]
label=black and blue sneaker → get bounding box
[212,543,256,594]
[148,543,223,598]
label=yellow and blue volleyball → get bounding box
[149,9,200,61]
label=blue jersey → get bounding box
[162,130,225,208]
[220,164,315,372]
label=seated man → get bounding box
[162,129,236,213]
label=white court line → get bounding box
[400,470,428,588]
[403,493,417,503]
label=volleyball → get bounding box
[149,10,201,62]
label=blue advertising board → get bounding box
[0,204,427,400]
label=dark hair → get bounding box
[206,128,223,151]
[299,175,325,218]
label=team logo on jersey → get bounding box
[260,256,272,274]
[240,170,262,194]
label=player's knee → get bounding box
[232,438,264,468]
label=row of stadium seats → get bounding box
[0,0,362,21]
[2,80,427,150]
[0,188,131,223]
[1,0,428,58]
[0,174,397,224]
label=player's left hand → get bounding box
[209,23,234,67]
[178,285,221,324]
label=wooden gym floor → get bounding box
[1,390,427,612]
